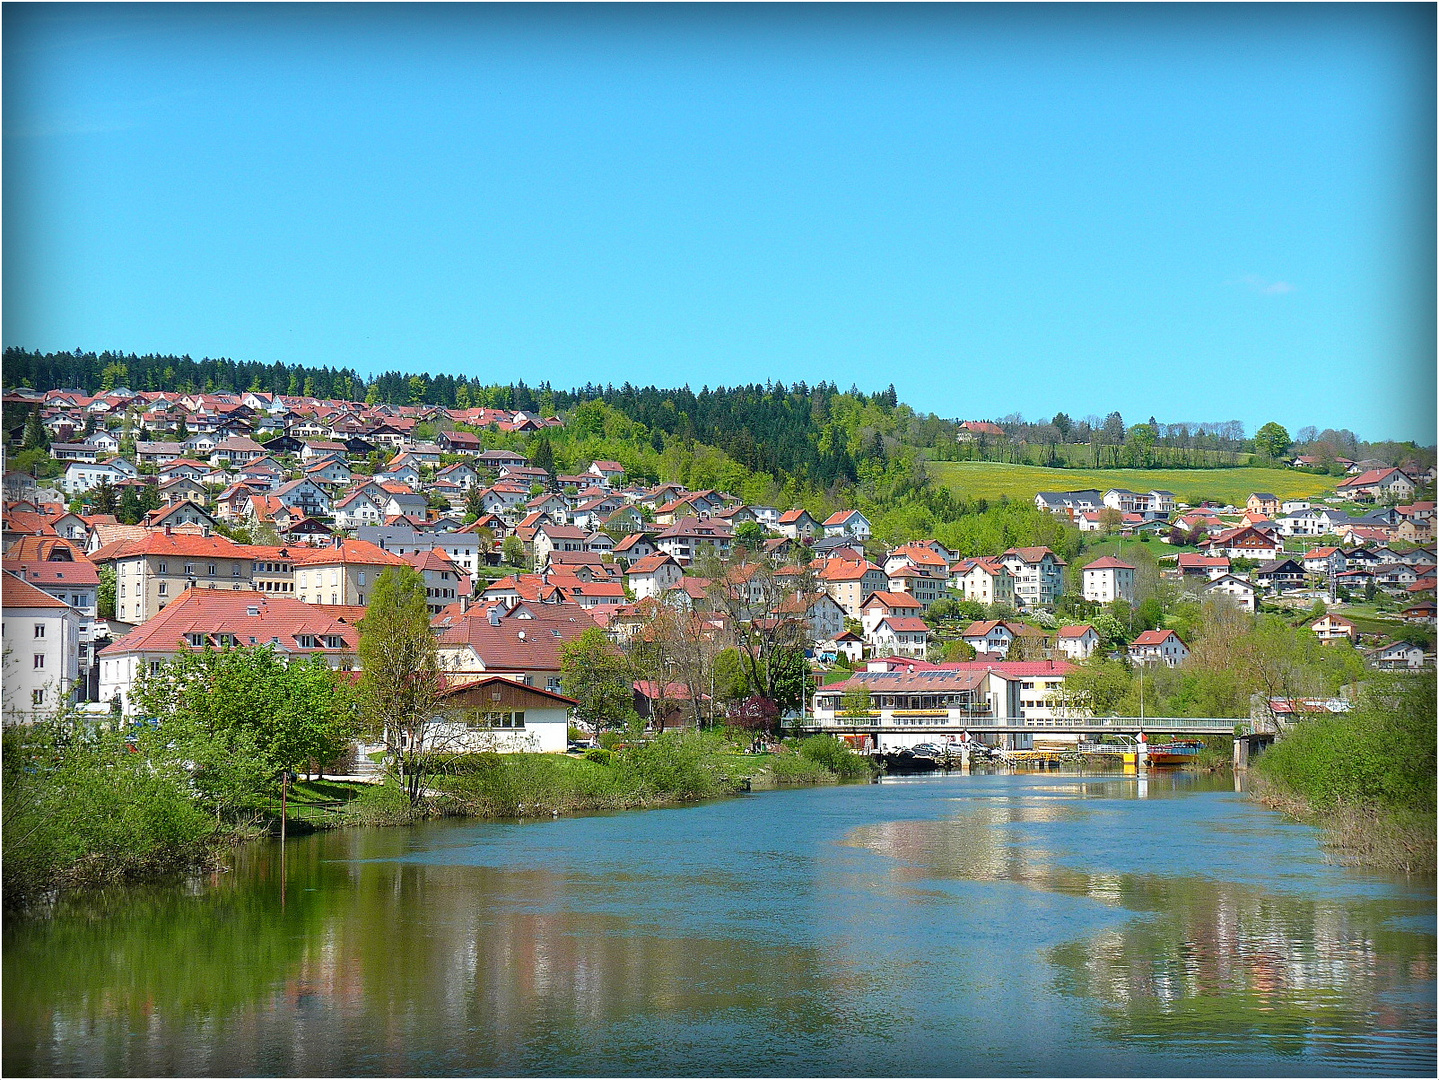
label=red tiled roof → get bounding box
[90,531,255,563]
[101,587,359,655]
[1083,556,1136,570]
[1056,625,1095,638]
[290,539,409,568]
[876,616,930,632]
[863,591,923,610]
[1131,630,1181,646]
[2,571,71,608]
[1003,546,1067,566]
[435,603,597,670]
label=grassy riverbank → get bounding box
[1250,673,1436,876]
[2,730,875,908]
[356,732,877,822]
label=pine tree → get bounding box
[532,435,555,478]
[92,479,119,516]
[117,485,142,525]
[22,406,48,450]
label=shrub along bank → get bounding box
[1251,673,1436,875]
[3,728,877,908]
[425,732,877,817]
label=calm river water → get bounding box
[5,771,1435,1076]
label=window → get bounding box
[158,582,168,596]
[208,563,217,576]
[466,711,525,729]
[34,623,45,639]
[233,565,242,577]
[33,654,45,669]
[185,563,194,575]
[32,688,44,707]
[358,571,366,586]
[158,562,168,573]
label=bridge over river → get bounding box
[800,716,1240,738]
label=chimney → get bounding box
[460,593,471,614]
[487,604,501,627]
[164,524,172,536]
[201,525,211,538]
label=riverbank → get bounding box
[1249,673,1436,876]
[2,732,876,910]
[352,733,877,824]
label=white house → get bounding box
[1081,557,1136,604]
[1054,624,1100,660]
[1128,629,1189,667]
[1202,573,1256,613]
[624,553,684,600]
[822,509,872,540]
[3,571,82,721]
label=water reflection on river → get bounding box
[5,771,1434,1076]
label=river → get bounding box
[4,771,1435,1076]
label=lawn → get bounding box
[930,461,1338,506]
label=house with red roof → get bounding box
[292,539,409,607]
[90,528,259,623]
[775,508,821,541]
[1336,467,1417,503]
[998,547,1067,607]
[96,587,362,713]
[1128,629,1189,667]
[434,600,597,695]
[1054,624,1100,660]
[822,509,872,540]
[1081,556,1136,604]
[818,558,888,618]
[867,615,931,659]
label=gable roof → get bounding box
[2,570,71,609]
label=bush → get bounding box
[616,732,729,799]
[345,779,415,824]
[1257,673,1435,813]
[584,747,614,765]
[796,734,876,778]
[3,722,216,906]
[766,751,833,784]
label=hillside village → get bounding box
[3,382,1435,748]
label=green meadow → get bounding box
[930,461,1338,506]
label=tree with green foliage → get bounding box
[117,485,143,525]
[1254,422,1292,460]
[97,566,117,619]
[560,627,638,732]
[175,418,189,441]
[21,406,48,451]
[3,716,216,904]
[357,567,445,806]
[90,478,119,516]
[733,521,765,548]
[133,648,359,816]
[769,647,810,717]
[464,485,485,520]
[532,434,555,479]
[839,684,873,718]
[711,648,751,707]
[501,534,527,568]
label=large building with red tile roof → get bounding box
[90,528,260,623]
[97,587,363,712]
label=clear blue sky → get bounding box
[4,3,1434,442]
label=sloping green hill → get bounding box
[930,461,1336,505]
